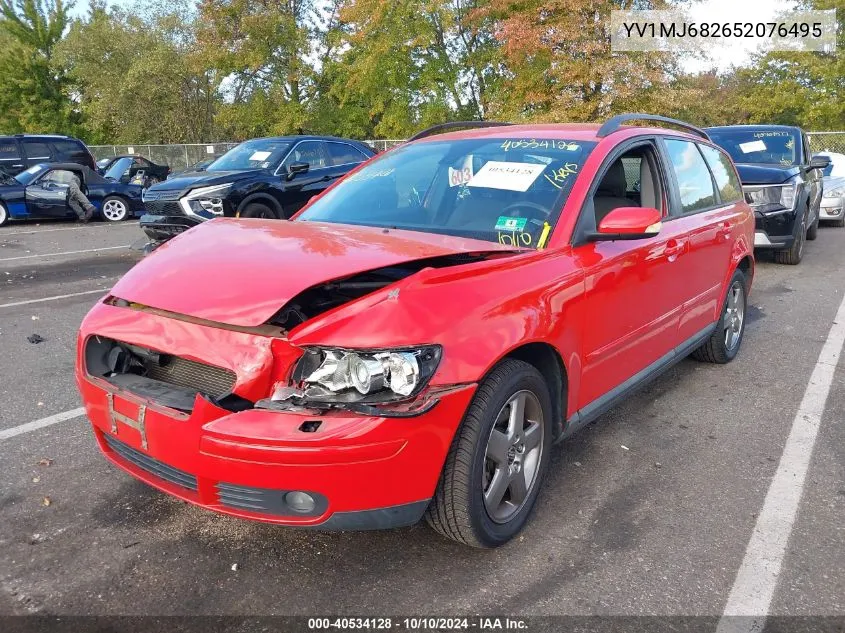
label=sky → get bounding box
[68,0,799,74]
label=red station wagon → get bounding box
[76,114,754,547]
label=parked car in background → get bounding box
[706,125,830,265]
[97,155,170,185]
[139,135,375,248]
[0,134,97,176]
[814,151,845,228]
[0,163,144,226]
[78,115,754,547]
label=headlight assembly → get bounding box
[291,346,442,404]
[180,183,232,219]
[824,186,845,199]
[743,183,797,214]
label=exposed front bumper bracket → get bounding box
[107,391,148,450]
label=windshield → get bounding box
[14,164,47,186]
[708,129,800,166]
[104,157,133,181]
[297,138,596,247]
[207,140,292,172]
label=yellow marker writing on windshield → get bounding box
[537,222,551,249]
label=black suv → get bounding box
[140,135,375,247]
[0,134,97,176]
[706,125,830,265]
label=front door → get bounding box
[572,142,692,409]
[280,140,334,216]
[25,169,78,218]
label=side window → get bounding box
[664,139,717,213]
[0,138,20,162]
[22,140,52,160]
[42,169,78,185]
[326,142,368,167]
[592,144,663,224]
[284,141,328,170]
[698,144,742,203]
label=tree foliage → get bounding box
[0,0,841,142]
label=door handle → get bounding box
[664,239,687,261]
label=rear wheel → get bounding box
[425,359,552,548]
[239,202,278,219]
[692,268,747,364]
[101,196,129,222]
[773,207,807,265]
[0,202,8,226]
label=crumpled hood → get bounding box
[735,163,800,185]
[110,219,517,327]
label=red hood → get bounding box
[112,218,516,327]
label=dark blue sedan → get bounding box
[0,162,145,226]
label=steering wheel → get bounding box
[499,201,550,227]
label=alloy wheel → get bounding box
[483,390,545,524]
[723,280,745,351]
[103,199,127,221]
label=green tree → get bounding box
[0,0,79,133]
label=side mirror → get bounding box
[589,206,662,241]
[286,161,310,181]
[810,155,831,171]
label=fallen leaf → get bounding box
[38,458,53,466]
[621,445,630,451]
[41,497,51,507]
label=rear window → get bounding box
[53,140,87,156]
[22,140,51,160]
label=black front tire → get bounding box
[239,203,279,219]
[806,207,819,241]
[425,359,553,548]
[692,268,748,364]
[773,208,807,265]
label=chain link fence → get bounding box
[90,134,842,169]
[808,132,845,155]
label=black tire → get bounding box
[806,206,819,241]
[692,269,748,364]
[239,202,279,219]
[0,201,9,227]
[425,358,553,548]
[834,215,845,228]
[773,207,807,265]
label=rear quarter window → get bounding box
[699,144,743,203]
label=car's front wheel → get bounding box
[0,202,9,227]
[806,205,819,241]
[774,207,807,265]
[426,358,552,547]
[101,196,129,222]
[239,202,278,219]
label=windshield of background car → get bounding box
[104,157,133,181]
[708,129,800,166]
[297,138,596,247]
[207,140,292,172]
[14,164,46,185]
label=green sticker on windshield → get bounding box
[495,216,527,231]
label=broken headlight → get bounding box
[292,346,442,404]
[744,183,797,214]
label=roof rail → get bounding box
[597,114,710,141]
[408,121,514,142]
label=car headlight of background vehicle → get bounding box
[824,186,845,199]
[743,183,797,214]
[180,183,232,218]
[293,346,442,404]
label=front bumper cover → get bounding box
[139,213,202,244]
[77,302,476,530]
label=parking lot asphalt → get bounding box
[0,219,843,619]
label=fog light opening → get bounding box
[285,491,316,513]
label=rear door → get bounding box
[0,138,24,175]
[661,138,739,341]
